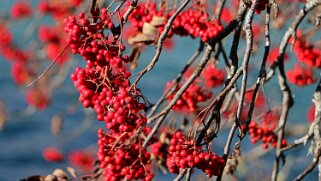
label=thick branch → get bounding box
[241,6,271,139]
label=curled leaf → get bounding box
[129,47,141,70]
[150,16,167,26]
[127,33,155,45]
[44,174,57,181]
[142,22,158,35]
[67,166,77,178]
[52,169,67,179]
[51,115,62,136]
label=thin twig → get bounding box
[121,0,138,25]
[172,168,187,181]
[293,145,321,181]
[27,45,69,87]
[185,168,192,181]
[215,0,227,20]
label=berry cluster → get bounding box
[97,129,153,181]
[150,131,173,166]
[128,3,160,30]
[11,61,32,85]
[25,88,50,110]
[68,150,94,172]
[0,25,52,109]
[246,111,286,149]
[65,11,146,132]
[0,25,29,70]
[293,37,321,68]
[39,25,69,65]
[307,105,315,123]
[10,1,33,19]
[165,80,212,112]
[0,24,29,65]
[38,0,83,20]
[244,90,266,108]
[286,64,316,86]
[248,121,286,149]
[166,132,225,177]
[151,142,168,164]
[201,64,225,88]
[127,2,224,42]
[1,1,87,110]
[42,147,64,162]
[64,9,154,180]
[267,47,289,66]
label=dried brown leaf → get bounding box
[129,47,141,70]
[127,33,155,45]
[0,113,6,131]
[51,115,62,136]
[272,16,285,30]
[67,166,77,178]
[20,175,45,181]
[142,22,158,35]
[52,169,67,179]
[150,16,167,26]
[44,174,57,181]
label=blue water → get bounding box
[0,1,319,180]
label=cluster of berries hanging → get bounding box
[166,131,225,177]
[64,8,155,180]
[39,25,69,65]
[0,0,86,110]
[68,150,95,172]
[246,112,287,149]
[293,36,321,68]
[38,0,83,20]
[201,64,225,88]
[164,63,225,113]
[307,105,315,123]
[286,64,316,86]
[127,2,224,42]
[10,1,33,19]
[42,147,64,162]
[0,23,51,110]
[0,25,31,85]
[165,80,212,112]
[97,129,154,180]
[267,47,289,66]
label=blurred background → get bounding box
[0,0,320,180]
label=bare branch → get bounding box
[172,168,187,181]
[241,5,271,139]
